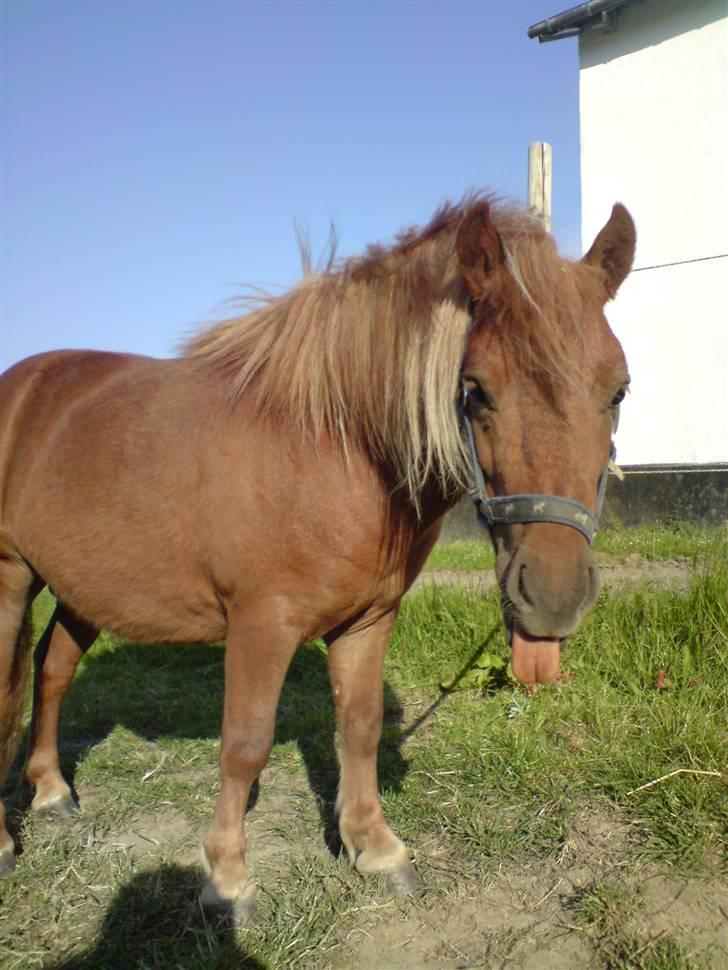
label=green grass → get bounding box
[391,543,728,870]
[424,522,724,571]
[424,537,496,571]
[593,521,725,562]
[1,532,726,968]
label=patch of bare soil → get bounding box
[326,808,728,970]
[415,557,692,596]
[596,555,692,592]
[245,766,324,872]
[103,810,193,860]
[123,766,317,866]
[630,875,728,966]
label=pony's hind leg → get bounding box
[0,553,38,875]
[327,606,423,894]
[24,605,97,817]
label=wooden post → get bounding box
[528,142,552,231]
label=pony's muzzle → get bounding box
[503,527,600,676]
[506,548,600,638]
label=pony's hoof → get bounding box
[386,863,424,896]
[0,848,16,877]
[33,795,79,822]
[200,883,257,928]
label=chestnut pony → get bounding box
[0,197,635,923]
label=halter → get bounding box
[460,384,620,545]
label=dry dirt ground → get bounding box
[323,811,728,969]
[415,556,693,597]
[90,758,727,969]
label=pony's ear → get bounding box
[455,202,506,299]
[582,204,636,300]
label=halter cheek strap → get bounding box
[461,385,619,545]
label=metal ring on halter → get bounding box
[460,384,618,545]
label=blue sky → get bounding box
[1,0,579,371]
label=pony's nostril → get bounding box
[518,563,534,607]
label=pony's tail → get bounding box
[0,605,33,788]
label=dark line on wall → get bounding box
[632,253,728,272]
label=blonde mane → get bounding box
[184,195,586,507]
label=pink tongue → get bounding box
[511,631,561,685]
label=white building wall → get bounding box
[579,0,728,465]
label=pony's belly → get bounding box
[41,566,228,645]
[21,523,227,644]
[102,595,227,645]
[108,613,228,646]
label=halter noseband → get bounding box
[460,384,619,545]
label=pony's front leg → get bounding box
[327,606,423,894]
[201,611,298,926]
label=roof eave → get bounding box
[528,0,631,43]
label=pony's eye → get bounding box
[610,387,627,408]
[465,379,494,411]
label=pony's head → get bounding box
[456,201,635,685]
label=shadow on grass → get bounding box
[47,863,268,970]
[9,636,409,857]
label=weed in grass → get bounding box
[573,880,642,929]
[632,940,711,970]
